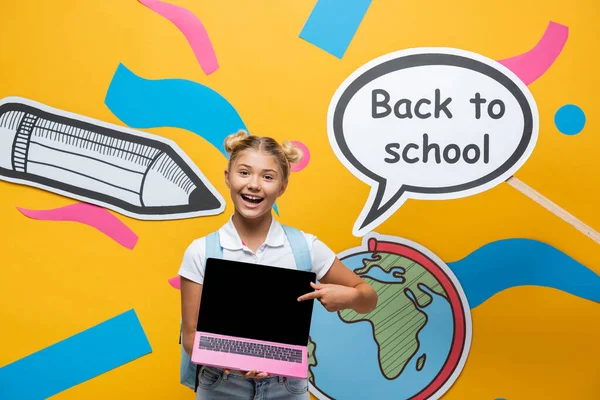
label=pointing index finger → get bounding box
[297,290,323,302]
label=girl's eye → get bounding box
[264,175,273,180]
[240,170,249,176]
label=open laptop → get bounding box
[191,257,317,379]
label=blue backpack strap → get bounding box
[179,334,196,390]
[205,231,223,261]
[180,231,223,392]
[281,225,312,273]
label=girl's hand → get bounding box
[224,369,269,379]
[297,282,359,312]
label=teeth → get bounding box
[243,194,262,200]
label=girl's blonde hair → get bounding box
[223,130,303,182]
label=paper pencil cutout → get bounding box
[0,97,225,220]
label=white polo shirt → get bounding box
[178,216,336,285]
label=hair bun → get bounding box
[281,140,303,165]
[223,130,249,154]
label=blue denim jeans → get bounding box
[195,366,310,400]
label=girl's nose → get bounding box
[247,178,261,190]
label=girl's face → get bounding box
[225,150,287,220]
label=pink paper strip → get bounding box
[138,0,219,75]
[498,21,568,85]
[168,276,181,290]
[17,203,138,250]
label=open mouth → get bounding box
[241,194,264,204]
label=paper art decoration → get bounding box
[447,238,600,308]
[0,96,225,221]
[290,140,311,172]
[17,202,139,249]
[0,310,152,400]
[309,233,472,400]
[300,0,372,59]
[328,47,539,236]
[105,63,246,158]
[497,21,568,86]
[168,276,181,289]
[308,234,600,400]
[137,0,219,75]
[554,104,586,135]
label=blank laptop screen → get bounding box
[197,258,317,346]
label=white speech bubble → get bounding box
[328,47,539,237]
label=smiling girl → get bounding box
[178,130,377,399]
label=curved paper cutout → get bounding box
[105,63,247,157]
[0,309,151,400]
[0,96,225,221]
[498,21,568,85]
[168,275,181,289]
[447,238,600,308]
[138,0,218,75]
[290,140,311,172]
[17,203,138,250]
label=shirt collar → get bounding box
[219,215,285,250]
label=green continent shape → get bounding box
[339,252,447,379]
[308,336,316,383]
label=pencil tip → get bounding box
[189,186,221,211]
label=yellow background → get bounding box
[1,0,599,399]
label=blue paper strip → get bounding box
[447,239,600,308]
[299,0,372,59]
[105,63,247,157]
[0,309,152,400]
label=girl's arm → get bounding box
[299,258,378,314]
[180,277,202,356]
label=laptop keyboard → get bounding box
[199,336,302,363]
